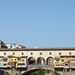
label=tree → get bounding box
[31,69,52,75]
[68,60,70,67]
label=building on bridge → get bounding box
[0,48,75,75]
[0,55,27,69]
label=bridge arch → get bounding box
[22,68,60,75]
[0,69,10,75]
[28,57,36,65]
[22,69,41,75]
[46,57,54,65]
[37,57,45,65]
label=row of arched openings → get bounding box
[28,57,54,65]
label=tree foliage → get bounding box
[31,69,52,75]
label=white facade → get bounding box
[7,44,21,49]
[0,48,75,60]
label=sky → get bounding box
[0,0,75,48]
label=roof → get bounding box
[0,56,4,57]
[60,55,75,57]
[21,56,27,58]
[0,47,75,51]
[8,55,13,57]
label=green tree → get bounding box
[31,69,52,75]
[68,60,70,68]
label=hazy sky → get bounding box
[0,0,75,48]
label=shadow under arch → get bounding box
[0,69,10,75]
[37,57,45,65]
[22,69,39,75]
[46,57,54,65]
[21,69,61,75]
[28,57,36,65]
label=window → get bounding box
[65,60,68,62]
[71,60,75,62]
[22,52,24,55]
[61,64,64,66]
[59,52,61,55]
[18,63,21,65]
[56,64,59,66]
[72,56,75,58]
[0,63,2,66]
[56,60,59,61]
[66,57,69,58]
[22,63,25,65]
[69,52,71,55]
[4,53,6,55]
[22,59,24,62]
[13,52,15,55]
[4,60,7,62]
[49,52,51,55]
[0,60,2,62]
[15,59,16,61]
[72,64,75,66]
[11,59,13,61]
[31,52,33,55]
[40,52,42,55]
[65,64,69,66]
[61,59,64,62]
[3,63,7,66]
[10,46,12,48]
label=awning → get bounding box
[3,57,7,59]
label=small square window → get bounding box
[22,59,24,62]
[3,64,7,66]
[57,60,59,61]
[22,53,24,55]
[49,52,51,55]
[40,52,42,55]
[4,53,6,55]
[11,59,13,61]
[72,56,75,58]
[61,59,64,62]
[13,52,15,55]
[59,52,61,55]
[69,52,71,55]
[66,57,69,58]
[4,60,7,62]
[31,52,33,55]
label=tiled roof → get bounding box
[0,47,75,51]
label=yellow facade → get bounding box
[10,57,18,68]
[54,56,65,68]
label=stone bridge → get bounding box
[22,65,60,75]
[0,65,61,75]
